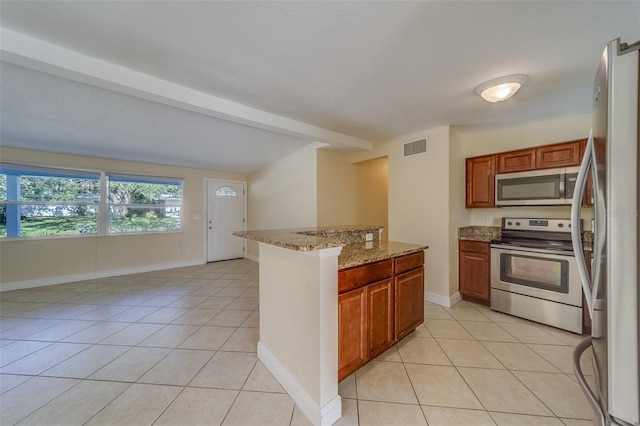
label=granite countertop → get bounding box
[338,240,428,269]
[233,225,384,251]
[234,226,427,268]
[458,226,501,242]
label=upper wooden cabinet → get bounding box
[536,140,584,169]
[466,139,589,208]
[497,148,536,173]
[466,154,496,208]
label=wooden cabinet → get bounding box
[458,240,490,305]
[338,251,424,381]
[367,279,394,359]
[466,155,497,208]
[498,148,536,173]
[338,287,367,381]
[338,259,393,294]
[466,139,589,208]
[395,268,424,340]
[536,140,583,169]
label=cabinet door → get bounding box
[466,155,497,208]
[536,140,583,169]
[498,148,536,173]
[367,279,394,359]
[338,287,367,381]
[459,243,490,304]
[394,268,425,340]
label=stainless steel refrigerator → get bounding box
[571,38,639,426]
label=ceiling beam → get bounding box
[0,27,372,150]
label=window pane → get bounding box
[0,205,98,238]
[18,175,100,202]
[108,206,181,233]
[108,179,182,205]
[0,174,6,200]
[215,186,237,197]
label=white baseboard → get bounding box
[245,253,259,263]
[425,290,462,308]
[257,342,341,426]
[0,259,205,292]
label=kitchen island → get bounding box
[234,226,427,426]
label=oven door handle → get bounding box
[571,129,594,316]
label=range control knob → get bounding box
[515,222,521,226]
[507,221,513,226]
[558,223,564,228]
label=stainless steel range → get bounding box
[490,217,583,334]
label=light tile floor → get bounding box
[0,259,595,425]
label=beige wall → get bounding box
[0,147,247,288]
[317,150,388,239]
[356,157,388,240]
[317,149,360,228]
[351,125,453,300]
[247,143,320,257]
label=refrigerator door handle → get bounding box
[571,129,594,315]
[589,140,606,315]
[573,337,606,425]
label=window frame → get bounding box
[105,172,183,235]
[0,162,184,240]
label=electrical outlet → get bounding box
[186,246,192,253]
[485,216,494,225]
[365,233,373,241]
[193,214,201,220]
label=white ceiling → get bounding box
[1,1,639,173]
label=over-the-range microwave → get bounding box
[495,166,580,206]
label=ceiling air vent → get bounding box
[403,138,428,158]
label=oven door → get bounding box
[490,245,582,307]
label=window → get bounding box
[214,186,237,197]
[0,163,100,238]
[107,174,182,234]
[0,162,183,238]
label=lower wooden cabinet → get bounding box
[338,287,367,381]
[395,268,424,340]
[338,251,424,381]
[458,240,490,305]
[366,279,394,360]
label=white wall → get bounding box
[247,143,321,257]
[0,147,247,289]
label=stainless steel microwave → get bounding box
[495,166,580,206]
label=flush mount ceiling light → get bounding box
[476,74,528,103]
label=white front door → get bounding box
[206,180,245,262]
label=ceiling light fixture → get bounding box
[476,74,528,103]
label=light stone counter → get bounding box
[338,240,428,269]
[235,226,427,269]
[233,225,383,251]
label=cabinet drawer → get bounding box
[339,259,393,294]
[459,240,490,254]
[394,251,424,275]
